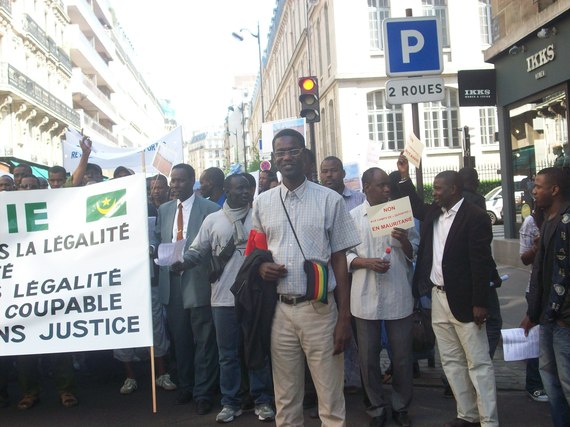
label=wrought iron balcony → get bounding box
[24,14,48,52]
[0,0,11,15]
[1,63,80,127]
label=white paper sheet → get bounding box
[500,326,540,361]
[154,239,187,266]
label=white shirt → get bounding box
[171,194,195,243]
[347,201,419,320]
[185,209,252,307]
[430,198,464,287]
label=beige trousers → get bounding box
[271,296,345,427]
[432,288,499,427]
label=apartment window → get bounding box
[367,90,404,151]
[479,107,497,145]
[368,0,391,50]
[422,88,459,148]
[422,0,449,48]
[479,0,493,45]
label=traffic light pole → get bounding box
[308,122,316,153]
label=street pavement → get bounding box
[0,263,553,426]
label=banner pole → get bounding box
[150,346,157,413]
[141,150,147,175]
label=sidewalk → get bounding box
[386,262,531,393]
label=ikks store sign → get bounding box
[526,44,555,80]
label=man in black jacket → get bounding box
[397,155,498,427]
[523,167,570,427]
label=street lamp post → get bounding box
[232,22,265,122]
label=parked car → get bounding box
[484,175,528,225]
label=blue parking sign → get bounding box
[384,17,443,77]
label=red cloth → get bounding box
[245,230,268,256]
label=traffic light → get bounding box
[298,76,320,123]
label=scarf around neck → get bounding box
[222,201,249,244]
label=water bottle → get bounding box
[490,274,509,288]
[381,247,391,262]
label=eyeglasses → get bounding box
[19,184,39,189]
[274,148,304,159]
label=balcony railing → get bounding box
[82,113,118,144]
[24,14,48,52]
[1,63,80,127]
[58,48,72,72]
[0,0,11,15]
[24,15,71,73]
[80,73,117,118]
[47,36,59,58]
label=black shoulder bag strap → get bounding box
[279,189,306,261]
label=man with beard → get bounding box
[320,156,365,211]
[524,167,570,426]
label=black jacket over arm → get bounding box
[399,179,493,323]
[230,249,277,370]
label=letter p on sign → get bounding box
[401,30,424,63]
[384,17,443,77]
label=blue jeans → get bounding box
[526,358,544,393]
[212,307,273,409]
[539,322,570,427]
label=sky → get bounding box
[110,0,277,135]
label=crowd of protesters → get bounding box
[1,128,569,427]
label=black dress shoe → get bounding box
[196,399,212,415]
[443,418,481,427]
[393,410,412,427]
[369,414,386,427]
[175,390,192,405]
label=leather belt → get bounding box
[278,294,309,305]
[434,285,446,292]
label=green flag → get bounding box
[86,189,127,222]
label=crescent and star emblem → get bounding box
[96,197,116,215]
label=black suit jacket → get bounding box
[399,180,493,322]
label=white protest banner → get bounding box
[0,175,153,356]
[403,132,424,169]
[260,117,306,158]
[366,196,414,237]
[63,127,184,174]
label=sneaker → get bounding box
[156,374,177,391]
[528,389,549,402]
[255,403,275,421]
[216,406,242,423]
[120,378,138,394]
